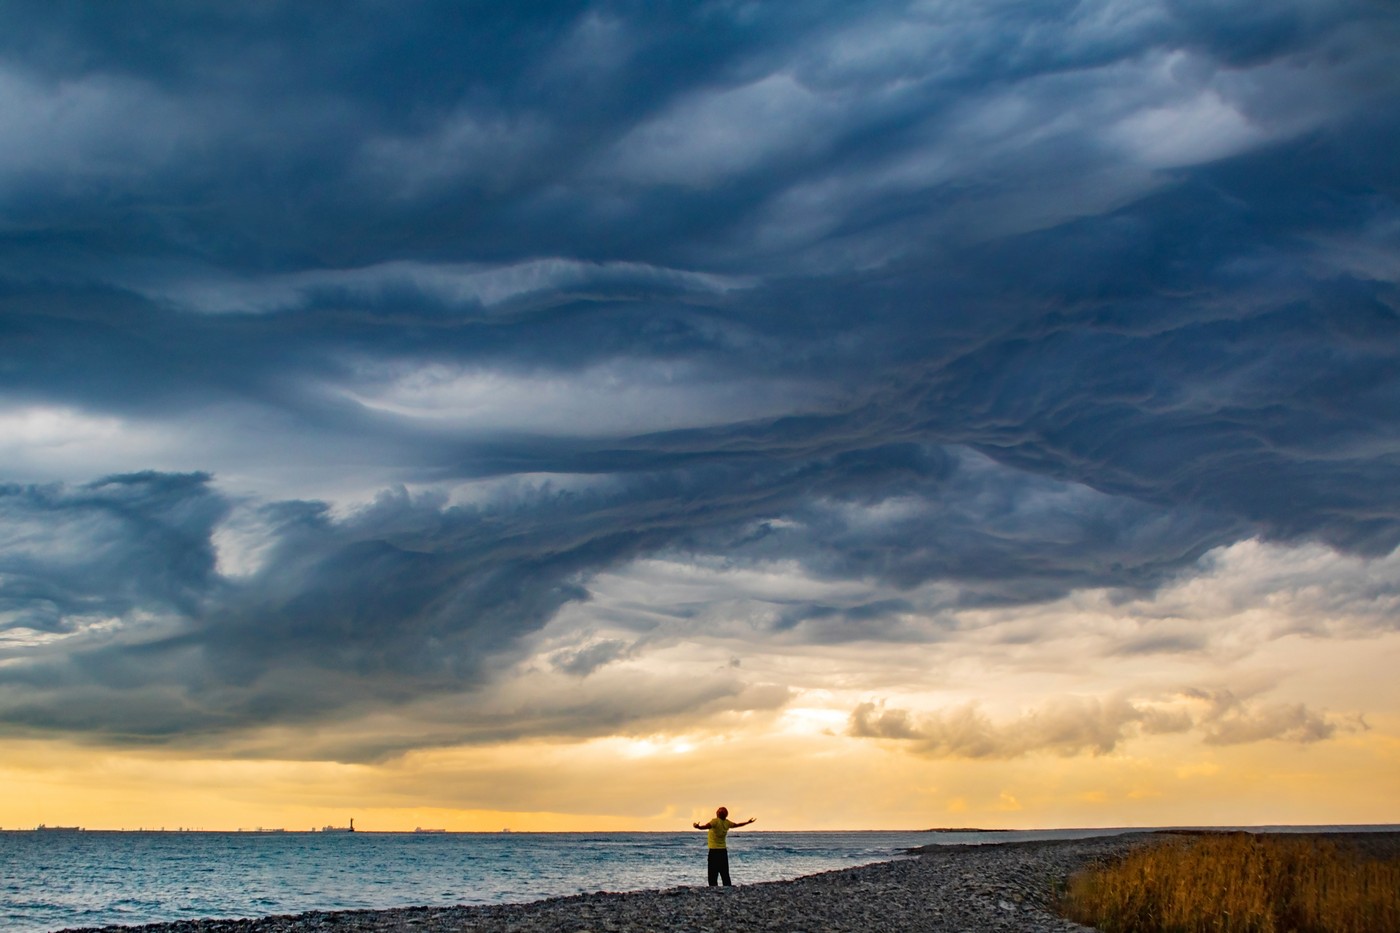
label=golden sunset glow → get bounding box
[5,552,1397,832]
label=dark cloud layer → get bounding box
[1,1,1397,751]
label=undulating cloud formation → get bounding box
[1,1,1398,829]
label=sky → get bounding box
[1,0,1398,832]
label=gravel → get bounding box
[57,831,1399,933]
[55,833,1161,933]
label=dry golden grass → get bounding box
[1057,832,1400,933]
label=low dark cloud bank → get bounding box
[0,1,1397,751]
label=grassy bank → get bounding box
[1057,832,1400,933]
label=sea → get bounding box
[2,825,1395,933]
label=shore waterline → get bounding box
[2,829,940,933]
[4,826,1395,933]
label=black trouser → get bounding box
[707,847,731,886]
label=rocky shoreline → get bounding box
[57,831,1400,933]
[58,833,1167,933]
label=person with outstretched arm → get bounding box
[692,806,756,886]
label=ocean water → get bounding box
[2,826,1394,933]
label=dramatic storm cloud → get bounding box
[1,0,1397,804]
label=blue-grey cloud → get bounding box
[0,0,1397,751]
[0,472,226,633]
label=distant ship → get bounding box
[35,825,82,832]
[321,818,355,833]
[413,827,446,834]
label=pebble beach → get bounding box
[55,831,1400,933]
[56,833,1160,933]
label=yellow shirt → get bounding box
[706,817,736,849]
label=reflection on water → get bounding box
[2,826,1394,933]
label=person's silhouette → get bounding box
[692,806,756,886]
